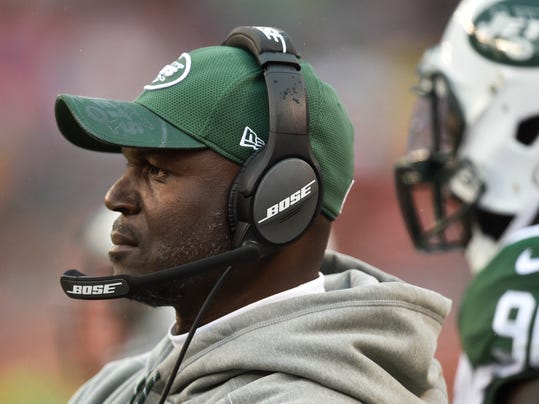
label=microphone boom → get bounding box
[60,244,262,300]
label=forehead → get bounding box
[121,147,200,162]
[121,147,241,173]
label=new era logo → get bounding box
[240,127,265,150]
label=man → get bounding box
[56,26,450,403]
[394,1,539,403]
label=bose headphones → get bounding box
[224,26,323,256]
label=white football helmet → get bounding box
[395,0,539,272]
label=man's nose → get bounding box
[104,174,140,215]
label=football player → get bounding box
[394,0,539,402]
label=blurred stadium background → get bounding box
[0,1,467,402]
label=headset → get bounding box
[60,26,323,300]
[225,26,322,255]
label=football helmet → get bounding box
[395,0,539,272]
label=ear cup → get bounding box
[251,157,319,244]
[229,151,320,249]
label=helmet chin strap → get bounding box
[468,183,539,274]
[499,196,539,245]
[499,164,539,246]
[465,224,498,275]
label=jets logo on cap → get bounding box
[144,52,192,90]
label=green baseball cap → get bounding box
[55,45,354,220]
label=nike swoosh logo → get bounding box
[516,248,539,275]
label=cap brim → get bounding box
[55,94,206,152]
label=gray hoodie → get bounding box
[69,251,451,403]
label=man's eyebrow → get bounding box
[122,148,155,162]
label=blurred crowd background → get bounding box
[0,1,468,402]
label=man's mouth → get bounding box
[109,230,139,261]
[111,230,138,247]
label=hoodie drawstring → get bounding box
[128,371,161,404]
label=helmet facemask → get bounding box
[394,71,485,252]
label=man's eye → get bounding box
[147,165,168,180]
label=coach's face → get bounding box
[105,148,239,284]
